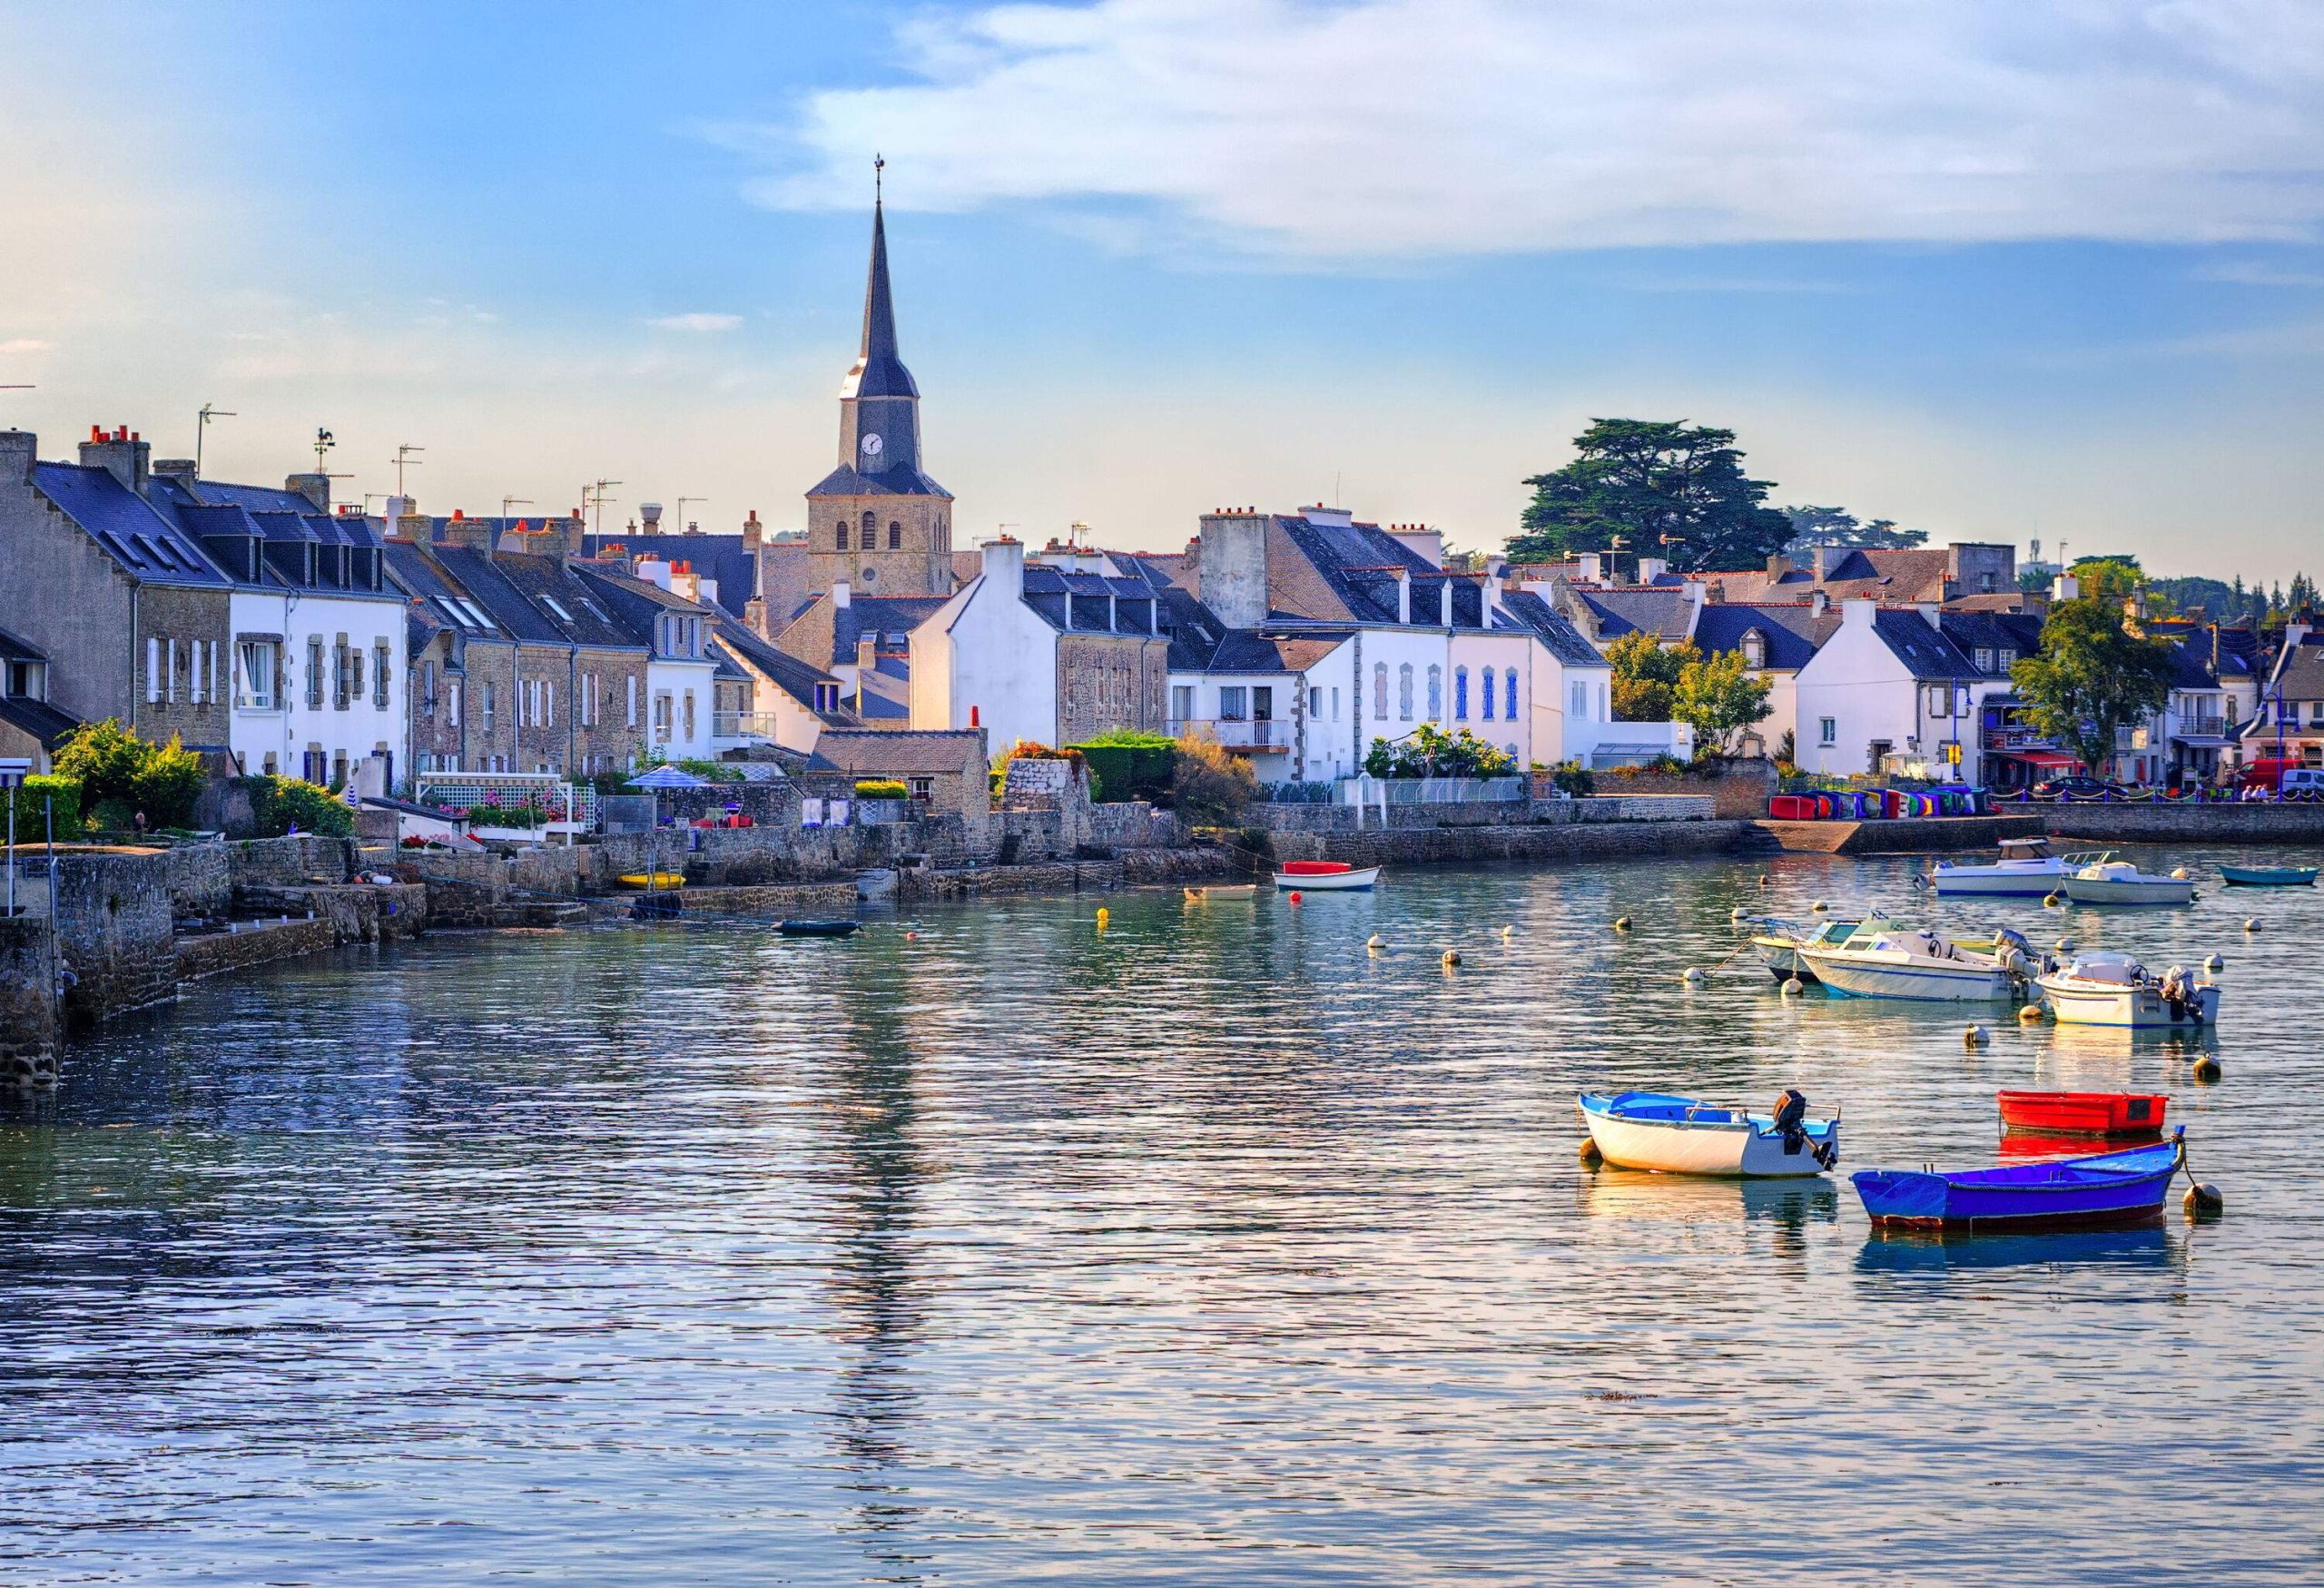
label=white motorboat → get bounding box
[1578,1090,1838,1178]
[2035,952,2220,1028]
[1748,917,1859,983]
[2060,853,2196,906]
[1795,916,2024,1001]
[1929,837,2067,898]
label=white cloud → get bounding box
[0,338,54,356]
[762,0,2324,260]
[2193,261,2324,288]
[647,311,743,332]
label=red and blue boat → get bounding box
[1852,1129,2185,1231]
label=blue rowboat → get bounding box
[1851,1129,2184,1231]
[2220,863,2319,887]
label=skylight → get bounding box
[541,596,572,621]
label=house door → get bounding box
[1252,686,1274,748]
[1867,740,1891,775]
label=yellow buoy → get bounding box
[2017,1002,2044,1024]
[1442,949,1462,969]
[1612,916,1633,933]
[2043,893,2064,908]
[1501,924,1516,939]
[1579,1138,1603,1167]
[1096,907,1109,931]
[1811,899,1830,912]
[2191,1054,2222,1083]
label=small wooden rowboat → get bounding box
[1273,860,1381,892]
[1997,1090,2167,1138]
[2220,863,2319,887]
[1577,1090,1839,1178]
[1853,1129,2184,1230]
[774,919,860,937]
[616,872,686,889]
[1184,883,1257,901]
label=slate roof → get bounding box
[1271,513,1438,624]
[830,596,950,667]
[1207,630,1350,673]
[1019,565,1165,635]
[1499,590,1611,667]
[1936,611,2043,676]
[709,614,862,724]
[806,729,985,776]
[384,543,512,643]
[580,532,758,616]
[1870,609,1979,679]
[177,478,321,515]
[0,626,45,663]
[31,463,232,587]
[1571,587,1696,642]
[2269,637,2324,701]
[803,461,950,499]
[1692,602,1837,671]
[0,693,81,750]
[489,555,646,650]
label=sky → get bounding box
[4,0,2323,578]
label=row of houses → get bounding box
[1538,543,2272,789]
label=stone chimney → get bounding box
[286,472,330,511]
[0,429,36,485]
[439,508,496,554]
[1767,552,1792,577]
[1196,509,1269,628]
[2053,573,2080,603]
[153,458,198,488]
[1915,600,1940,625]
[980,537,1026,600]
[80,424,149,494]
[741,509,763,551]
[1815,544,1847,580]
[1637,557,1669,583]
[856,631,877,675]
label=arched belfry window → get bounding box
[862,510,877,538]
[888,521,902,549]
[835,521,849,551]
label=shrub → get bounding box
[1071,735,1174,804]
[52,720,148,809]
[853,779,908,800]
[88,796,139,833]
[466,802,547,828]
[133,735,207,828]
[1171,735,1256,826]
[1549,760,1595,796]
[1361,724,1517,779]
[7,774,80,843]
[247,775,355,838]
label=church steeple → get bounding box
[845,181,917,403]
[831,160,937,490]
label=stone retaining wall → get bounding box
[237,883,429,944]
[1756,813,2043,855]
[1595,760,1779,819]
[636,881,862,918]
[1256,818,1750,869]
[227,834,356,890]
[172,917,338,982]
[0,915,58,1082]
[2042,803,2324,845]
[52,848,179,1029]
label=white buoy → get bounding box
[1781,977,1806,996]
[1366,933,1386,952]
[1681,966,1705,985]
[1730,906,1749,921]
[2203,952,2222,972]
[2245,918,2263,933]
[2170,866,2191,881]
[1964,1024,1988,1047]
[2055,937,2073,952]
[1501,924,1516,939]
[1811,899,1830,912]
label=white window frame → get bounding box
[1819,716,1837,745]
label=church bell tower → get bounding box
[805,165,955,598]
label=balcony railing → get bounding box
[713,710,783,742]
[1984,725,2058,753]
[2178,715,2229,739]
[1170,717,1287,749]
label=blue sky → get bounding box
[5,0,2323,577]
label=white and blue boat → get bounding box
[1854,1129,2186,1230]
[1794,917,2025,1001]
[1928,837,2066,898]
[1578,1090,1839,1178]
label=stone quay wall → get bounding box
[2041,803,2324,845]
[52,848,180,1029]
[1246,793,1716,835]
[1255,818,1751,870]
[173,917,339,982]
[0,915,59,1082]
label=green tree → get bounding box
[1362,724,1516,778]
[133,735,207,828]
[1672,650,1774,755]
[2010,600,2175,777]
[52,719,149,809]
[1509,419,1793,570]
[1603,631,1699,721]
[1781,505,1927,552]
[2067,556,2143,607]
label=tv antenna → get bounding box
[196,403,238,475]
[501,495,534,528]
[677,495,710,531]
[585,478,623,536]
[392,443,425,496]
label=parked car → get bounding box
[2032,774,2126,800]
[2281,768,2324,802]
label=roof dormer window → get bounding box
[1741,630,1766,669]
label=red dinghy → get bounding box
[1996,1090,2168,1139]
[1279,861,1354,875]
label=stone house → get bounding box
[805,727,990,847]
[0,426,236,757]
[572,564,723,762]
[0,626,79,773]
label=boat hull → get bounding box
[1184,883,1256,900]
[775,920,860,937]
[1578,1093,1837,1178]
[1751,937,1816,983]
[1796,951,2014,1001]
[2062,876,2196,906]
[2221,866,2319,886]
[1852,1137,2181,1230]
[1931,863,2066,897]
[1997,1090,2167,1137]
[1274,866,1379,891]
[2036,976,2219,1028]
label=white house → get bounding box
[1792,599,1995,782]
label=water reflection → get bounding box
[1856,1223,2177,1275]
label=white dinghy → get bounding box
[1578,1090,1839,1178]
[2060,853,2197,906]
[2035,952,2221,1028]
[1794,917,2025,1001]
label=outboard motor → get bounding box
[2161,964,2193,1021]
[1770,1088,1837,1169]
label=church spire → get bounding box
[848,155,916,401]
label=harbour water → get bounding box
[4,848,2319,1584]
